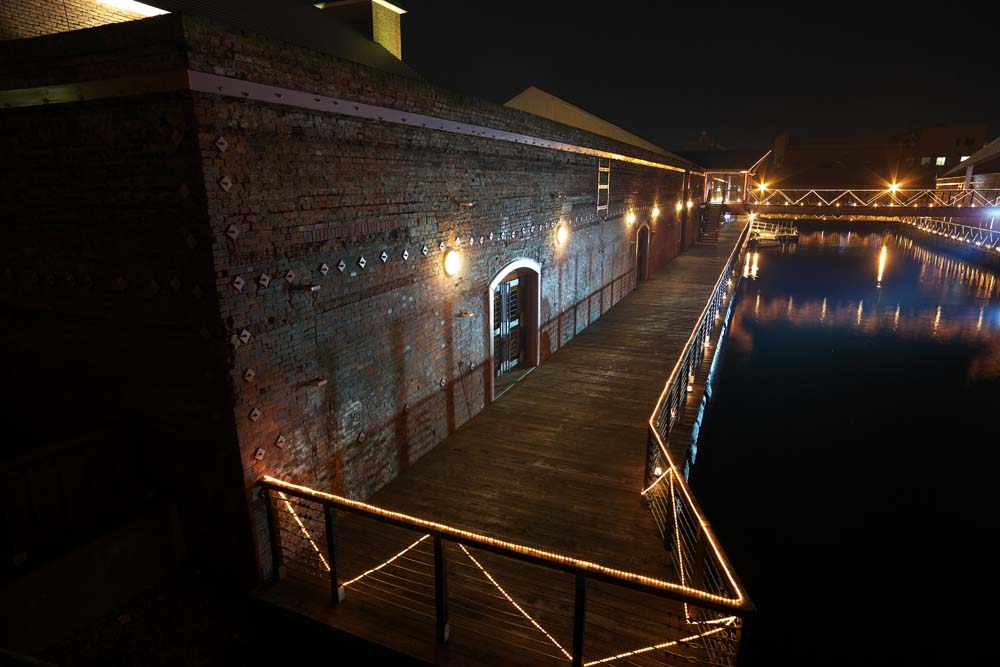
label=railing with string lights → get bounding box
[748,187,1000,216]
[642,221,753,664]
[901,216,1000,253]
[258,466,754,667]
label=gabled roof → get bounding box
[945,136,1000,176]
[148,0,418,79]
[504,86,685,162]
[675,150,770,172]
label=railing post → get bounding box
[323,504,346,604]
[262,486,284,583]
[572,574,587,667]
[433,535,450,643]
[693,522,708,590]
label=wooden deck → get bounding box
[260,223,745,665]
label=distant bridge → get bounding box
[747,187,1000,219]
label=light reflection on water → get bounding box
[731,229,1000,381]
[692,226,1000,665]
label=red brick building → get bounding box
[1,1,707,639]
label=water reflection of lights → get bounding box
[797,230,1000,301]
[751,252,759,279]
[732,294,998,344]
[877,245,887,287]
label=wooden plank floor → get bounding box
[259,223,745,665]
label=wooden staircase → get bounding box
[699,203,723,244]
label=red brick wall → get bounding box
[178,17,692,576]
[1,14,701,582]
[0,18,256,585]
[0,0,145,40]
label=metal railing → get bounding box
[902,217,1000,253]
[642,222,753,663]
[748,188,1000,210]
[259,408,752,666]
[256,225,753,665]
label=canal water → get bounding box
[691,225,1000,666]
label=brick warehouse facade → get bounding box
[1,10,704,586]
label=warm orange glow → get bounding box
[758,182,767,191]
[652,206,660,219]
[627,211,636,225]
[686,199,693,208]
[556,224,569,244]
[888,182,900,193]
[675,201,683,213]
[262,476,748,608]
[443,248,461,276]
[278,492,330,571]
[459,544,572,660]
[343,534,430,586]
[583,620,735,666]
[877,244,887,287]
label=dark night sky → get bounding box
[392,2,999,151]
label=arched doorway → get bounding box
[636,224,651,281]
[488,258,541,401]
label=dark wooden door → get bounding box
[493,276,523,377]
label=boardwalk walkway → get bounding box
[260,222,745,665]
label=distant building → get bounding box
[769,124,988,189]
[936,136,1000,190]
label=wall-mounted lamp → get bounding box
[444,249,462,276]
[687,200,694,208]
[675,201,683,213]
[652,206,660,220]
[626,211,636,225]
[556,224,569,244]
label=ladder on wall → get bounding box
[597,158,610,216]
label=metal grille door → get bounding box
[493,277,522,377]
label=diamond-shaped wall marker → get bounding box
[238,328,252,344]
[357,432,367,444]
[402,249,410,261]
[421,245,429,256]
[274,434,286,449]
[249,408,262,422]
[479,236,484,244]
[231,275,244,292]
[454,236,461,246]
[253,447,265,461]
[489,232,494,240]
[284,270,295,282]
[380,250,388,263]
[215,136,229,152]
[219,175,233,191]
[439,378,447,388]
[358,256,367,269]
[243,368,256,382]
[438,241,446,252]
[226,224,239,240]
[469,236,475,246]
[258,273,271,288]
[319,263,330,276]
[337,260,347,273]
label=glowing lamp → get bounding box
[675,201,683,213]
[653,466,663,476]
[627,211,636,225]
[443,249,461,276]
[758,183,767,192]
[652,206,660,220]
[888,182,899,193]
[556,224,569,245]
[687,200,694,208]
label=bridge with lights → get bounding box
[746,185,1000,220]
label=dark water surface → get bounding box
[691,227,1000,666]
